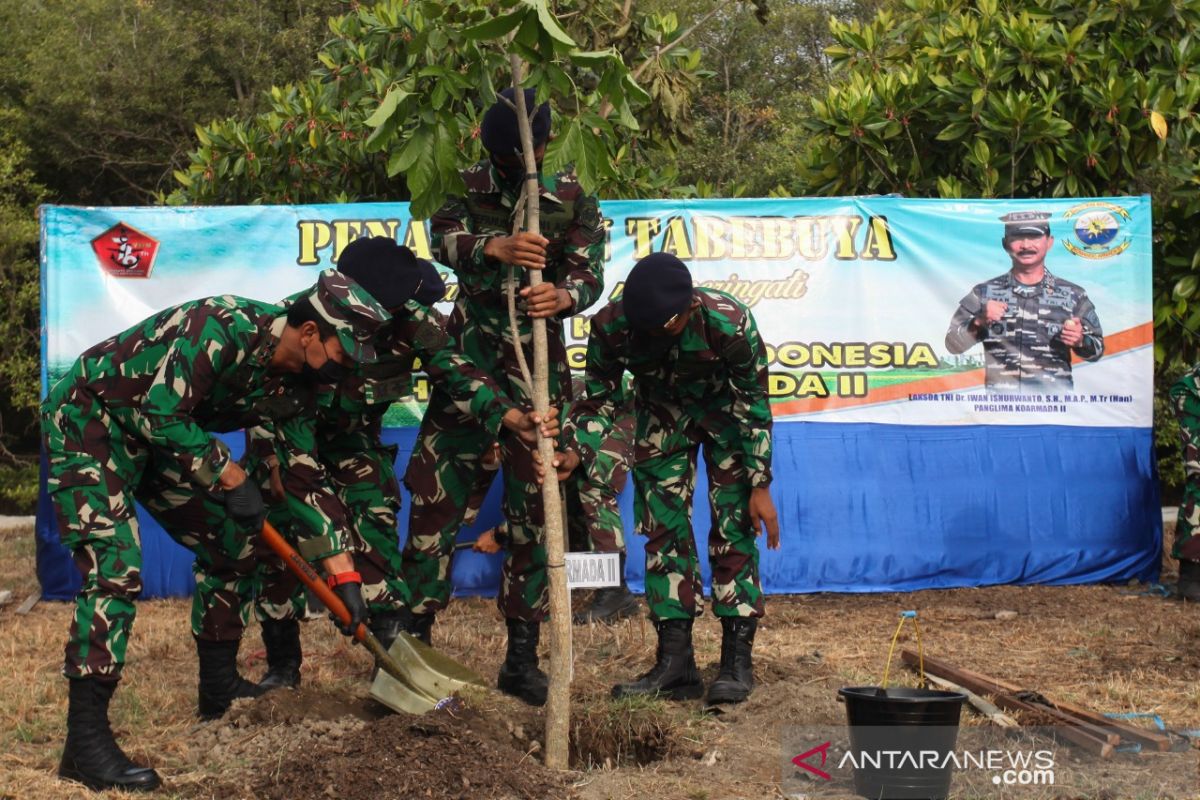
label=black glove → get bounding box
[331,580,368,637]
[224,480,266,529]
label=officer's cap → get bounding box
[480,88,551,156]
[621,253,694,331]
[336,236,432,311]
[302,270,391,363]
[1000,211,1052,237]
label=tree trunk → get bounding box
[508,55,571,770]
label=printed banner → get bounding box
[41,196,1152,429]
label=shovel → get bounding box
[259,520,485,714]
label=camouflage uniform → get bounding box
[945,269,1104,390]
[1171,367,1200,560]
[566,375,634,555]
[249,298,519,620]
[459,385,634,557]
[569,288,772,621]
[403,161,604,621]
[42,273,387,680]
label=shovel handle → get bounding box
[259,520,369,643]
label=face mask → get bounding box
[301,338,349,385]
[633,329,682,361]
[490,155,519,182]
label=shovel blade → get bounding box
[367,633,487,715]
[369,668,440,715]
[386,632,487,697]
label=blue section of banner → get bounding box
[34,422,1160,601]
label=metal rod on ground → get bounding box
[508,56,571,769]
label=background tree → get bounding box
[795,0,1200,364]
[650,0,883,197]
[1,0,344,204]
[0,113,45,512]
[170,0,728,210]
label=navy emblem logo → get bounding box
[1061,202,1131,259]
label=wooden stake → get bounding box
[15,590,40,615]
[921,673,1019,729]
[507,58,571,770]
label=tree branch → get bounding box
[598,0,737,119]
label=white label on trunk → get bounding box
[565,552,621,589]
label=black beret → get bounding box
[480,87,551,156]
[412,259,446,306]
[335,236,422,311]
[622,253,694,331]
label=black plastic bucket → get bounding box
[838,686,967,799]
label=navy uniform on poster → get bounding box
[945,211,1104,391]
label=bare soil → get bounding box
[2,520,1198,800]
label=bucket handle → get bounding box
[882,610,924,689]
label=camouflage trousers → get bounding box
[1171,372,1200,560]
[635,413,764,621]
[566,411,635,555]
[458,414,632,557]
[403,391,549,621]
[254,441,408,620]
[43,391,256,680]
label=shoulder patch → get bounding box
[414,319,449,352]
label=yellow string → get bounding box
[881,612,924,689]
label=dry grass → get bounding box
[2,520,1197,800]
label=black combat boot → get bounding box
[257,618,302,691]
[612,618,703,701]
[1178,560,1200,601]
[496,619,549,706]
[573,554,640,624]
[705,617,758,705]
[369,608,411,650]
[404,611,435,646]
[196,637,267,720]
[59,677,161,792]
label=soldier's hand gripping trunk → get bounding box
[223,479,266,529]
[328,572,368,636]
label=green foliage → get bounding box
[0,0,344,204]
[1156,363,1188,499]
[0,110,46,460]
[0,462,38,515]
[655,0,883,198]
[172,0,713,213]
[795,0,1200,368]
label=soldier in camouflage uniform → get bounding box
[246,238,556,690]
[42,271,388,792]
[1170,366,1200,600]
[562,253,779,706]
[401,87,605,705]
[463,377,639,624]
[946,211,1104,391]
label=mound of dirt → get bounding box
[224,685,385,726]
[253,703,572,800]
